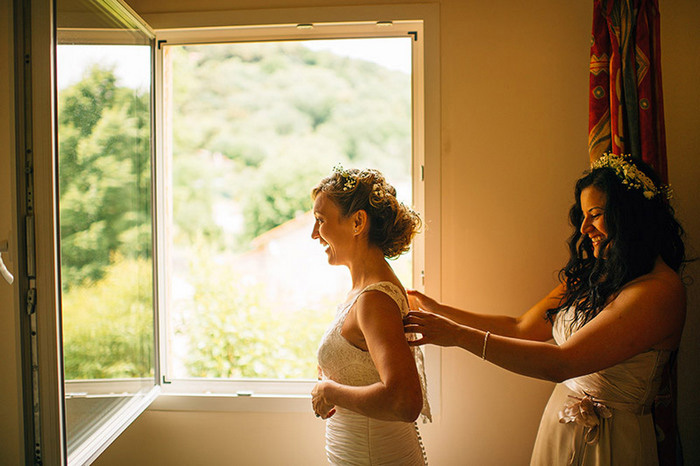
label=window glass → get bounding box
[162,38,413,381]
[56,0,156,459]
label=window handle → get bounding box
[0,241,14,285]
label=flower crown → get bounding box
[333,163,358,191]
[591,153,671,200]
[334,164,385,194]
[330,164,421,222]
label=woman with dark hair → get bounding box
[311,166,431,465]
[404,154,687,465]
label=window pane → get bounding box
[56,0,155,458]
[164,38,412,381]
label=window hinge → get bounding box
[408,31,418,41]
[27,279,41,465]
[26,286,36,315]
[420,164,424,181]
[162,375,172,384]
[25,215,35,278]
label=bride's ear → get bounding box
[352,210,368,235]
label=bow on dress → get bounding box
[558,393,613,445]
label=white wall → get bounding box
[1,0,698,465]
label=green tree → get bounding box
[58,66,152,287]
[176,245,332,379]
[58,63,155,381]
[170,41,411,248]
[239,148,335,242]
[62,256,153,379]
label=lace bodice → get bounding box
[317,281,431,422]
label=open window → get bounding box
[155,22,426,399]
[55,0,159,463]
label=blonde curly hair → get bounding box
[311,166,421,259]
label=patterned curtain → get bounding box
[588,0,667,184]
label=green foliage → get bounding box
[58,40,411,381]
[163,41,412,379]
[58,62,155,380]
[58,65,152,288]
[170,42,411,246]
[58,65,118,138]
[175,245,332,379]
[62,257,154,379]
[171,150,228,246]
[239,150,333,242]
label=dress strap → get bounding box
[359,281,409,316]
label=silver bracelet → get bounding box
[481,331,491,360]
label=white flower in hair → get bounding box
[591,153,671,200]
[333,163,357,191]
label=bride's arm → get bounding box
[312,291,423,422]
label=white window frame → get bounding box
[149,6,442,416]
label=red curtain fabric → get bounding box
[588,0,667,184]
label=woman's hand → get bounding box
[404,309,464,347]
[407,289,439,313]
[311,380,336,419]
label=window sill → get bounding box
[151,345,441,416]
[149,392,312,413]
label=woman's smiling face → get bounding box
[579,185,608,258]
[311,192,355,265]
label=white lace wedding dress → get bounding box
[317,281,431,465]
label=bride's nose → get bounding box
[580,215,593,236]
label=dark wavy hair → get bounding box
[547,157,686,326]
[311,167,421,259]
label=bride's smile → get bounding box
[311,192,356,266]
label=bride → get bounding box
[310,166,431,465]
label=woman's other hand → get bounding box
[311,380,336,419]
[404,309,463,347]
[407,289,439,313]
